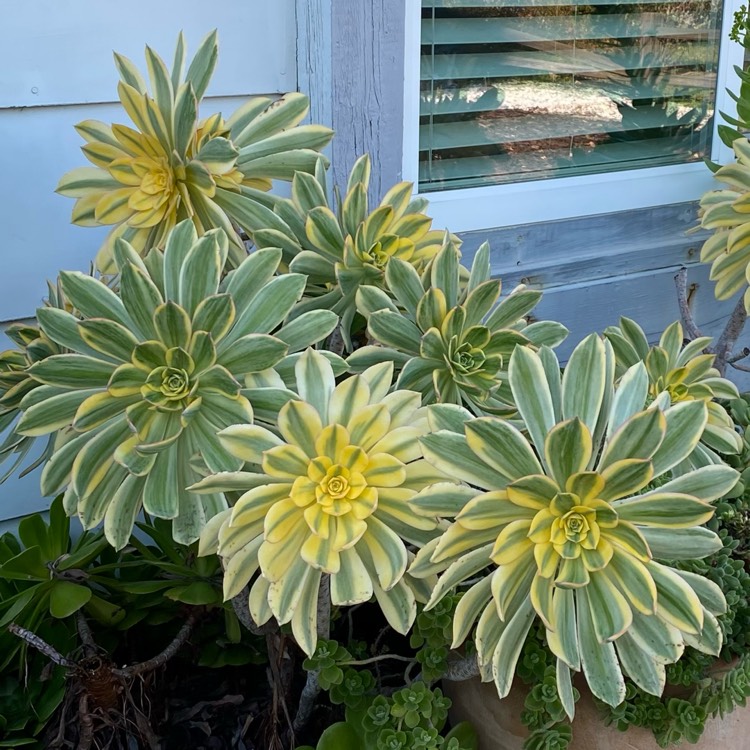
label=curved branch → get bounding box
[8,623,76,668]
[674,268,703,341]
[712,296,748,376]
[117,612,198,678]
[231,586,279,635]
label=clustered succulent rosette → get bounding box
[698,137,750,312]
[604,318,742,461]
[408,335,738,713]
[0,322,60,482]
[243,155,451,349]
[56,31,333,271]
[196,349,446,655]
[13,221,337,548]
[349,237,568,415]
[0,282,75,482]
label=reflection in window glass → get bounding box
[419,0,724,191]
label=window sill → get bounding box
[415,161,719,234]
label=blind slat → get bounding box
[419,134,701,186]
[420,77,713,115]
[422,16,716,45]
[420,106,705,149]
[424,0,709,7]
[421,46,713,80]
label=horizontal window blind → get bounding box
[419,0,723,192]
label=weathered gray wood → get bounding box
[296,0,333,130]
[456,201,750,387]
[458,201,705,282]
[330,0,406,199]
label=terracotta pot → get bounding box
[444,674,750,750]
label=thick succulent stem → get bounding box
[8,623,76,668]
[116,612,198,678]
[292,575,331,734]
[76,612,96,657]
[231,586,278,635]
[325,327,346,357]
[441,651,480,682]
[674,268,703,341]
[266,631,295,749]
[712,296,748,376]
[76,694,94,750]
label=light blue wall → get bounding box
[0,2,298,524]
[0,1,297,322]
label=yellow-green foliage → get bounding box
[56,32,332,271]
[699,139,750,312]
[248,155,451,348]
[605,318,742,461]
[409,336,736,713]
[196,349,445,654]
[14,222,337,548]
[350,237,568,415]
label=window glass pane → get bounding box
[419,0,724,191]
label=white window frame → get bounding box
[402,0,746,233]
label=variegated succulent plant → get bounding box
[14,221,337,548]
[349,237,567,415]
[0,323,59,482]
[604,318,742,461]
[0,281,74,483]
[244,155,450,349]
[698,138,750,312]
[56,31,333,271]
[409,335,737,712]
[196,348,446,655]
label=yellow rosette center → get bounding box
[560,511,589,542]
[312,462,368,517]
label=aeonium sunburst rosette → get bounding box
[244,155,453,350]
[14,221,338,549]
[56,31,333,272]
[195,349,446,656]
[407,334,738,715]
[697,137,750,313]
[348,237,568,415]
[604,317,742,463]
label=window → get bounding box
[403,0,743,231]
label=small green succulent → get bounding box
[604,318,742,461]
[349,238,567,415]
[15,221,337,548]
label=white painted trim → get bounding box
[402,0,747,233]
[712,0,747,165]
[416,162,716,233]
[402,0,423,185]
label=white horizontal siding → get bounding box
[0,2,295,108]
[1,3,296,322]
[0,95,258,322]
[0,3,297,524]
